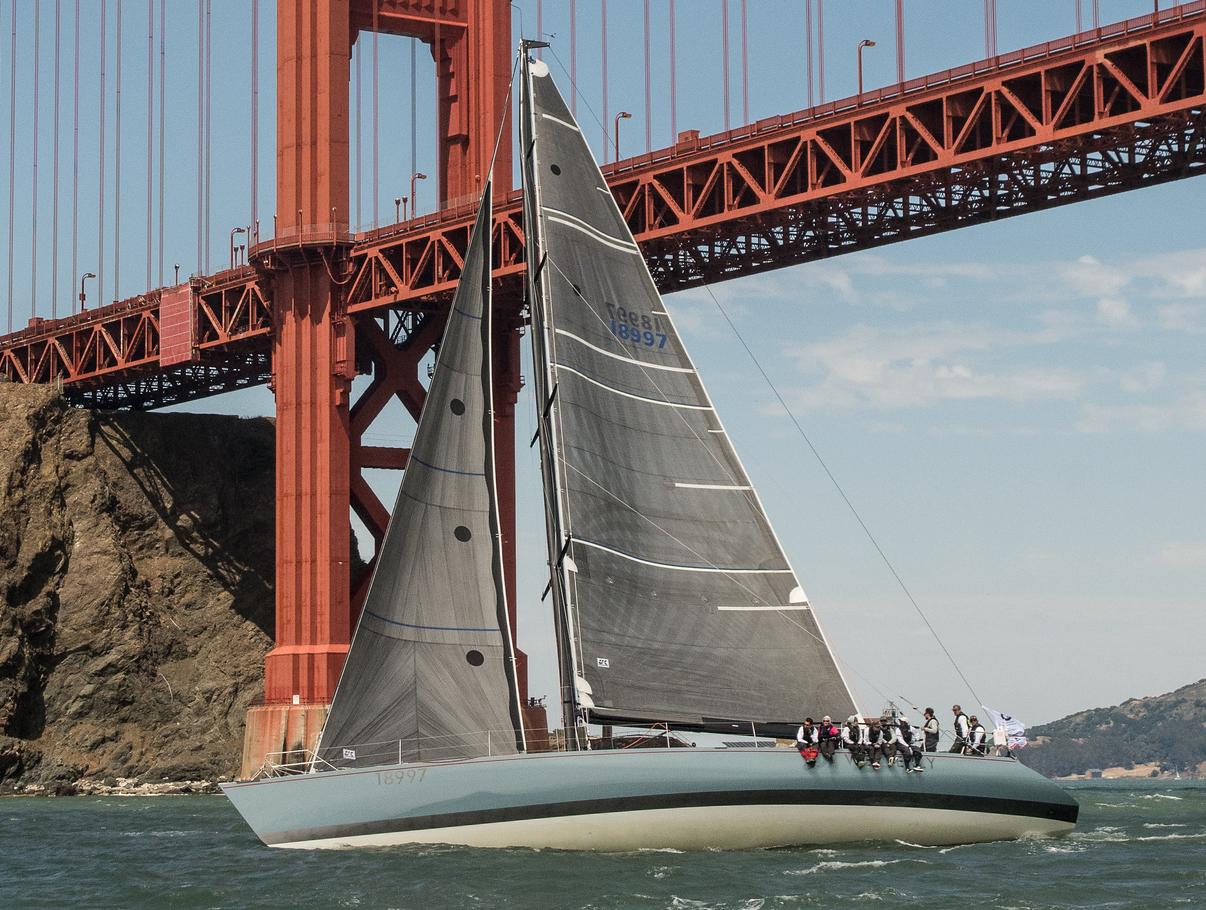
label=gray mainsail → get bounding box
[520,50,856,737]
[314,184,525,767]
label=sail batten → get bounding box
[521,49,857,734]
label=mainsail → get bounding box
[314,184,524,767]
[521,49,856,737]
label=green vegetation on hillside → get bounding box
[1019,678,1206,778]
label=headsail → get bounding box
[520,48,856,737]
[314,184,525,767]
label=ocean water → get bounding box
[1,781,1203,910]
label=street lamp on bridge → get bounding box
[230,227,246,270]
[411,173,427,216]
[857,39,876,99]
[78,273,96,313]
[615,111,632,160]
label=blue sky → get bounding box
[3,0,1201,726]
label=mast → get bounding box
[519,40,587,749]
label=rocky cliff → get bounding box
[1019,677,1206,779]
[0,382,275,791]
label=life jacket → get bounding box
[897,723,912,745]
[953,712,969,738]
[818,724,840,742]
[969,723,986,745]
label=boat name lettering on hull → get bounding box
[377,768,426,786]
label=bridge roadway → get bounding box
[4,1,1206,409]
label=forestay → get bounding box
[314,185,524,767]
[523,53,856,736]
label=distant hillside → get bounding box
[1018,678,1206,778]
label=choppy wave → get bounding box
[788,859,909,875]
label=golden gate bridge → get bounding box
[1,0,1204,762]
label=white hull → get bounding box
[281,802,1072,851]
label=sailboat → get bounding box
[220,43,1078,850]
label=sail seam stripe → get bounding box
[545,211,639,254]
[453,305,483,321]
[674,482,752,490]
[364,609,500,634]
[553,327,694,372]
[539,112,580,132]
[575,537,792,574]
[554,363,712,410]
[410,455,486,477]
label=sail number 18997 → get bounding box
[376,768,426,785]
[605,303,667,349]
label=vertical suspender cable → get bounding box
[8,0,17,331]
[157,0,163,285]
[372,2,378,225]
[570,0,576,117]
[146,0,152,291]
[669,0,676,141]
[115,0,121,303]
[895,0,904,85]
[601,0,608,163]
[371,2,376,226]
[53,0,60,317]
[1094,0,1100,30]
[410,38,416,186]
[196,0,202,270]
[98,0,105,307]
[251,0,257,239]
[741,0,748,125]
[72,0,78,313]
[32,0,40,319]
[984,0,997,58]
[817,0,825,104]
[537,0,542,52]
[204,0,211,271]
[721,0,729,132]
[354,38,360,227]
[1076,0,1082,33]
[805,0,813,108]
[643,0,650,154]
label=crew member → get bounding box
[865,717,885,769]
[966,715,987,756]
[950,705,970,753]
[922,708,940,752]
[843,717,866,767]
[796,718,819,767]
[817,715,840,763]
[893,717,924,772]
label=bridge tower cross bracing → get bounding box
[244,0,524,770]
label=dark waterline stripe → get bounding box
[263,788,1078,846]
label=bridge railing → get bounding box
[603,0,1206,179]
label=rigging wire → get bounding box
[693,280,983,709]
[8,0,16,330]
